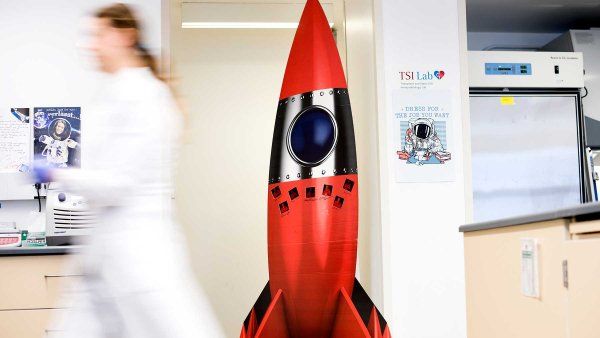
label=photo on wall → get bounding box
[10,108,30,124]
[33,107,81,168]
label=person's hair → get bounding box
[52,119,69,139]
[94,3,190,132]
[95,3,161,80]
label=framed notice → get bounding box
[392,89,455,182]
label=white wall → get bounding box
[344,0,382,306]
[172,25,294,336]
[374,0,470,337]
[467,31,561,51]
[0,0,162,228]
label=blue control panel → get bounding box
[485,63,532,75]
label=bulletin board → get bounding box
[0,107,82,200]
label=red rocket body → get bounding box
[241,1,390,337]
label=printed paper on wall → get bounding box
[33,107,81,168]
[393,90,455,182]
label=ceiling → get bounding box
[467,0,600,32]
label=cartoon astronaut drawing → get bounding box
[40,119,78,168]
[397,118,451,165]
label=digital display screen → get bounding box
[485,63,532,75]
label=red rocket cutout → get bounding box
[241,0,391,337]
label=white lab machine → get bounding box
[543,29,600,147]
[45,183,95,246]
[469,51,593,222]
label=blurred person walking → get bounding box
[36,3,225,338]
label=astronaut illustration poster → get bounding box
[33,107,81,168]
[393,90,455,182]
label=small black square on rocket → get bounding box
[343,179,355,192]
[271,186,281,198]
[289,187,299,200]
[279,201,289,214]
[322,184,333,196]
[306,187,316,198]
[333,196,344,208]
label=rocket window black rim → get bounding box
[287,106,338,166]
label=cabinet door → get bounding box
[565,236,600,338]
[464,220,569,338]
[0,309,65,338]
[0,255,80,310]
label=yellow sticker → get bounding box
[500,96,515,105]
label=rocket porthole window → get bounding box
[287,106,337,166]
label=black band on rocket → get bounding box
[269,88,358,184]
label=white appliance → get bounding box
[469,51,584,88]
[543,29,600,148]
[468,51,592,223]
[0,222,21,248]
[46,184,95,246]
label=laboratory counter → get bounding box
[459,202,600,232]
[461,202,600,338]
[0,245,83,256]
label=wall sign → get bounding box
[33,107,81,168]
[0,108,30,173]
[392,89,455,182]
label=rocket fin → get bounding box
[254,289,290,338]
[241,283,290,338]
[246,309,258,337]
[331,287,371,338]
[241,282,272,338]
[351,278,392,337]
[331,279,392,338]
[367,308,382,338]
[383,326,392,338]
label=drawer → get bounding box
[0,308,66,338]
[0,255,80,310]
[569,220,600,240]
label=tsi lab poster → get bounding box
[393,89,455,182]
[33,107,81,168]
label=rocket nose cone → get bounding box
[279,0,347,100]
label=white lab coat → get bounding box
[54,67,224,338]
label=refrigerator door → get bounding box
[470,94,583,222]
